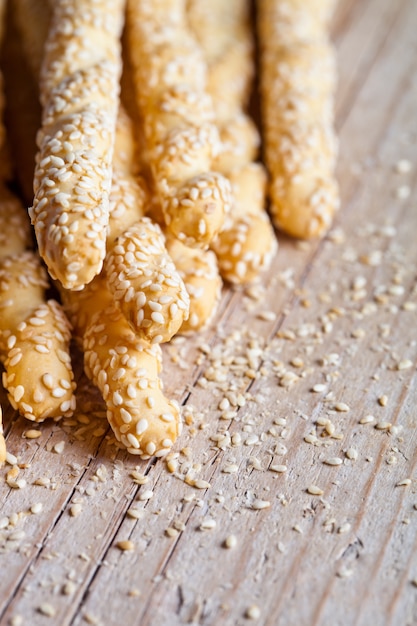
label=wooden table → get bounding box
[1,1,417,624]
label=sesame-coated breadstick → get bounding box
[117,54,222,334]
[0,189,76,422]
[104,110,190,344]
[29,0,125,290]
[188,0,278,284]
[61,277,181,458]
[126,0,232,249]
[257,0,339,239]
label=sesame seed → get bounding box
[127,508,144,520]
[338,523,351,534]
[324,457,343,466]
[188,478,211,490]
[37,604,56,617]
[70,504,82,517]
[53,441,65,454]
[245,605,261,620]
[116,540,135,551]
[251,499,271,510]
[307,485,324,496]
[224,534,237,549]
[5,452,18,465]
[397,359,413,370]
[62,581,76,596]
[138,489,154,501]
[359,415,375,424]
[24,429,42,439]
[345,448,359,461]
[337,567,354,578]
[30,503,43,514]
[200,518,216,531]
[395,159,412,173]
[396,185,411,199]
[334,402,350,412]
[270,464,287,473]
[396,479,412,487]
[257,310,276,322]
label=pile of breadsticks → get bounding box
[0,0,339,464]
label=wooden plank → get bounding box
[0,1,417,625]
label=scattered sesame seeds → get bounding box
[378,395,388,407]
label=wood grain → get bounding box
[1,1,417,625]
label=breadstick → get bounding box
[188,0,278,284]
[212,163,278,284]
[104,110,190,343]
[0,190,76,422]
[257,0,339,239]
[125,0,232,249]
[61,277,181,458]
[29,0,125,290]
